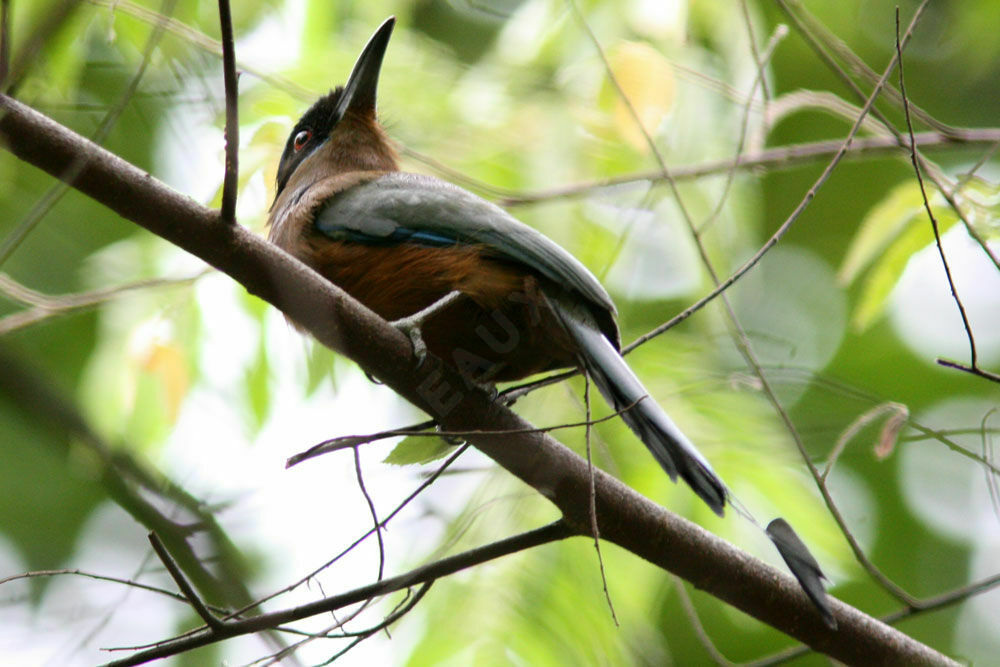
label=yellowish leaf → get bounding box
[140,340,189,423]
[606,42,675,150]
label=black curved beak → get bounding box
[335,16,395,119]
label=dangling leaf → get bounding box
[383,434,456,466]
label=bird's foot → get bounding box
[390,290,463,363]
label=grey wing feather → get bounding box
[314,172,616,317]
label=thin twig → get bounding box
[571,0,918,365]
[746,6,937,611]
[772,5,931,609]
[583,372,618,625]
[0,347,267,635]
[981,409,1000,522]
[896,18,978,370]
[4,0,81,95]
[0,568,218,609]
[315,583,432,665]
[936,358,1000,384]
[147,533,223,630]
[950,140,1000,195]
[217,0,239,223]
[595,180,659,283]
[675,362,1000,475]
[739,0,771,103]
[353,446,386,582]
[698,24,787,235]
[883,570,1000,623]
[906,413,1000,475]
[300,589,415,640]
[286,419,436,467]
[256,587,426,665]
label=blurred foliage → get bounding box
[1,0,999,665]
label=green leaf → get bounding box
[383,434,455,466]
[839,181,924,285]
[239,289,270,320]
[244,337,271,431]
[305,341,337,396]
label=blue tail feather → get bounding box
[551,301,727,515]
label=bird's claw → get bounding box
[389,290,463,366]
[391,316,429,363]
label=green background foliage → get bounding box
[1,0,998,664]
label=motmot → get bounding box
[266,17,839,627]
[267,17,728,516]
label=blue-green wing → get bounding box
[313,172,616,318]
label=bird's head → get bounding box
[274,17,398,200]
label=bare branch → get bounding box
[148,533,223,630]
[245,444,470,617]
[754,571,1000,666]
[102,522,573,666]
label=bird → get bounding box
[267,17,728,516]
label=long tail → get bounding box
[552,302,727,516]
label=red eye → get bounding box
[293,129,312,152]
